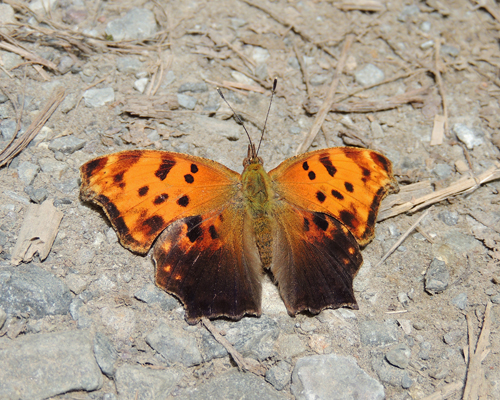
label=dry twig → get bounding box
[433,39,449,135]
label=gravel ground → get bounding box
[0,1,499,399]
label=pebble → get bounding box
[29,0,57,13]
[83,87,115,108]
[0,119,21,140]
[198,326,228,362]
[401,372,414,389]
[433,163,453,179]
[179,369,286,400]
[48,135,86,154]
[146,321,203,367]
[255,63,268,80]
[252,46,270,63]
[491,293,500,304]
[105,8,158,41]
[17,161,40,185]
[116,56,143,74]
[60,93,78,113]
[398,4,420,22]
[3,189,30,205]
[0,264,72,318]
[292,353,385,400]
[58,55,74,74]
[276,334,307,358]
[438,210,459,226]
[178,82,208,93]
[266,361,291,391]
[0,4,15,29]
[0,330,102,399]
[429,367,449,380]
[420,21,431,32]
[441,44,460,57]
[425,258,449,294]
[133,77,149,93]
[452,292,468,310]
[371,351,407,387]
[310,74,329,86]
[359,319,398,347]
[134,283,179,311]
[443,329,463,345]
[65,272,89,294]
[355,64,385,86]
[94,332,118,378]
[385,344,411,369]
[115,364,183,400]
[177,93,197,110]
[0,307,6,329]
[203,91,221,113]
[453,123,483,149]
[419,341,431,360]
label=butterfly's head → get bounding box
[243,144,263,167]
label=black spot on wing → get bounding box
[319,154,337,177]
[82,157,107,180]
[308,171,316,180]
[96,194,129,236]
[154,193,168,205]
[114,172,124,183]
[184,174,194,184]
[365,187,385,238]
[209,225,219,239]
[316,191,326,203]
[371,152,390,173]
[177,195,189,207]
[339,210,356,229]
[345,182,354,192]
[362,168,371,177]
[143,215,165,236]
[303,217,310,232]
[331,190,344,200]
[138,186,149,196]
[186,215,203,243]
[155,157,176,181]
[302,161,309,171]
[191,164,199,173]
[312,213,329,231]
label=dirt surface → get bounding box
[1,0,500,399]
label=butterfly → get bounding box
[80,141,397,323]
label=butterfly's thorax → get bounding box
[241,159,275,268]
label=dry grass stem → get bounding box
[296,35,354,154]
[293,41,312,99]
[335,0,385,12]
[433,39,449,134]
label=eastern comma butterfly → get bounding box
[80,83,398,324]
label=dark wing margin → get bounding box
[153,207,263,324]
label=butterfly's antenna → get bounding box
[256,78,277,157]
[217,87,255,156]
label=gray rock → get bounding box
[199,326,228,362]
[48,136,86,154]
[355,64,385,86]
[146,321,203,367]
[443,329,463,345]
[179,369,286,400]
[292,353,385,400]
[0,330,102,400]
[418,341,431,360]
[359,319,398,347]
[0,119,21,140]
[385,344,411,369]
[441,44,460,57]
[134,283,178,311]
[0,264,72,318]
[0,307,6,329]
[55,179,79,194]
[116,56,143,74]
[134,77,149,93]
[433,163,453,179]
[17,161,40,185]
[83,87,115,108]
[255,63,268,80]
[105,8,158,41]
[438,210,459,226]
[65,273,88,294]
[491,293,500,304]
[371,351,406,387]
[215,315,279,360]
[203,91,221,113]
[398,4,420,22]
[60,92,78,113]
[276,334,307,357]
[453,123,483,149]
[178,82,208,93]
[425,258,449,294]
[94,332,118,378]
[310,74,329,86]
[24,185,49,204]
[57,56,74,74]
[429,367,449,380]
[77,248,95,265]
[115,364,183,400]
[0,92,7,103]
[177,93,197,110]
[3,189,30,205]
[266,361,291,391]
[38,157,68,178]
[452,292,468,310]
[402,372,414,389]
[442,231,480,253]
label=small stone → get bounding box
[23,185,48,204]
[48,136,86,154]
[146,322,203,367]
[17,161,40,185]
[300,320,317,332]
[134,283,178,311]
[292,353,385,400]
[418,341,431,360]
[425,258,449,294]
[288,57,300,69]
[441,44,460,57]
[491,294,500,304]
[433,163,453,179]
[116,57,143,74]
[0,307,6,330]
[429,367,449,380]
[398,4,420,22]
[58,56,74,74]
[77,248,95,265]
[266,361,291,391]
[252,46,270,63]
[438,211,459,226]
[230,17,247,29]
[178,82,208,93]
[105,8,158,41]
[65,273,88,294]
[453,123,483,149]
[398,292,409,307]
[385,344,411,369]
[115,365,182,400]
[401,372,414,389]
[276,334,306,357]
[83,87,115,108]
[133,77,149,93]
[255,63,268,80]
[310,74,329,86]
[359,320,398,347]
[355,64,385,86]
[443,329,463,345]
[177,93,197,110]
[0,119,21,141]
[94,332,118,378]
[451,292,468,310]
[420,40,435,50]
[420,21,431,32]
[60,93,78,113]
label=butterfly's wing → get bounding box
[270,206,362,315]
[80,150,262,322]
[154,206,262,323]
[269,147,398,246]
[80,150,241,253]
